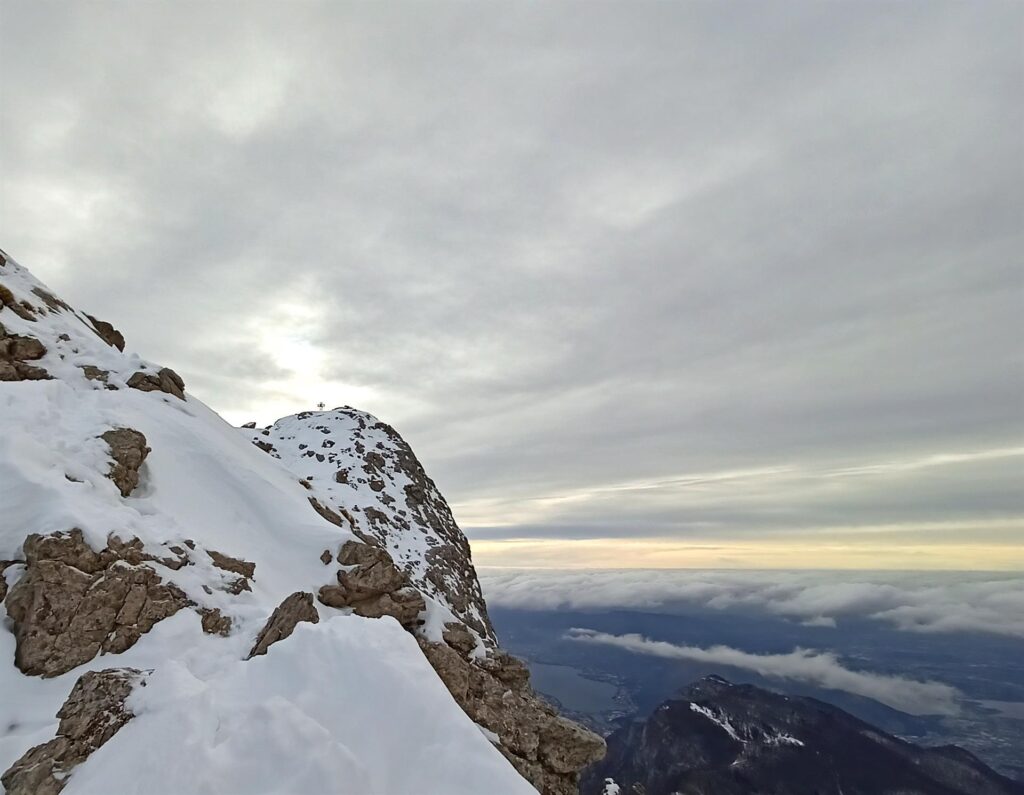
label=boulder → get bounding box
[200,608,232,636]
[442,620,478,655]
[101,428,150,497]
[248,592,319,658]
[85,312,126,351]
[335,541,408,599]
[1,668,144,795]
[317,541,425,629]
[126,367,185,400]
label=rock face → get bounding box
[314,538,604,794]
[248,591,320,658]
[0,320,51,381]
[1,668,144,795]
[248,408,495,642]
[581,676,1024,795]
[418,633,606,794]
[101,427,150,497]
[4,530,190,677]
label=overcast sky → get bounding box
[2,1,1021,568]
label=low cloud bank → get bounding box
[567,628,961,715]
[480,569,1024,638]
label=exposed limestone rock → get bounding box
[200,608,232,636]
[85,312,126,351]
[442,620,478,655]
[127,367,185,400]
[206,549,256,578]
[0,281,38,321]
[336,540,408,596]
[248,591,319,658]
[314,538,601,792]
[308,496,346,528]
[101,428,150,497]
[4,530,190,677]
[351,586,425,626]
[417,638,471,701]
[80,365,111,384]
[0,321,52,381]
[417,632,605,795]
[0,559,16,601]
[317,541,425,629]
[225,576,251,595]
[1,668,144,795]
[31,286,71,313]
[308,496,375,545]
[107,535,190,570]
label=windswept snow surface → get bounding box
[0,254,533,794]
[71,618,533,795]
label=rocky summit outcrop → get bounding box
[249,408,495,642]
[2,668,145,795]
[248,591,319,658]
[101,427,150,497]
[1,252,602,794]
[4,530,190,677]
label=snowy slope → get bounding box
[0,251,536,794]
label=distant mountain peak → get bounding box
[584,677,1023,795]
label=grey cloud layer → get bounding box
[480,569,1024,638]
[566,629,961,715]
[2,2,1021,548]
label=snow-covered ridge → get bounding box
[1,249,602,794]
[689,701,804,747]
[689,702,745,743]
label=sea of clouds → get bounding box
[480,569,1024,715]
[479,569,1024,638]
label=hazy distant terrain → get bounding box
[485,570,1024,780]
